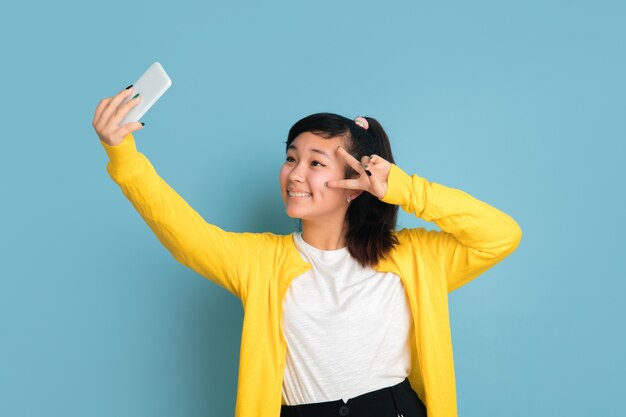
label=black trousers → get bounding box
[280,378,427,417]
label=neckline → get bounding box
[294,232,349,258]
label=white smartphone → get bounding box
[119,62,172,126]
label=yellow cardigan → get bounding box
[101,133,522,417]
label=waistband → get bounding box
[280,378,410,417]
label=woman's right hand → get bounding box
[92,87,144,146]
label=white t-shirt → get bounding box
[281,232,413,405]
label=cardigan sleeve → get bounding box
[380,164,522,292]
[99,133,267,299]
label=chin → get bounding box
[285,207,306,219]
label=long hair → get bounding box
[285,112,399,267]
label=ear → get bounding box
[350,190,364,200]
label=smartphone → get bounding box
[119,62,172,126]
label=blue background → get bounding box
[1,0,624,416]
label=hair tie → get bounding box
[354,116,369,130]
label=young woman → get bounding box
[93,86,522,417]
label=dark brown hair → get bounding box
[285,112,399,267]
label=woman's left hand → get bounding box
[326,146,392,199]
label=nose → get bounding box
[287,162,305,182]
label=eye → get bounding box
[311,161,326,167]
[285,156,295,163]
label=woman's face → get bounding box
[279,132,352,222]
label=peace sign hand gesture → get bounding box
[326,146,392,200]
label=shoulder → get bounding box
[239,232,299,259]
[389,227,447,258]
[393,227,437,244]
[236,231,293,248]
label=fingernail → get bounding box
[364,164,369,169]
[125,84,133,89]
[141,122,145,126]
[132,93,140,99]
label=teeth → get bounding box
[288,192,312,198]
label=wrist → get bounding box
[100,133,140,167]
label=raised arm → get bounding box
[93,87,264,299]
[326,146,522,291]
[381,164,523,292]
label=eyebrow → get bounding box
[287,144,331,160]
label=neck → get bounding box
[300,216,349,251]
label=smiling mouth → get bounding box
[288,191,312,198]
